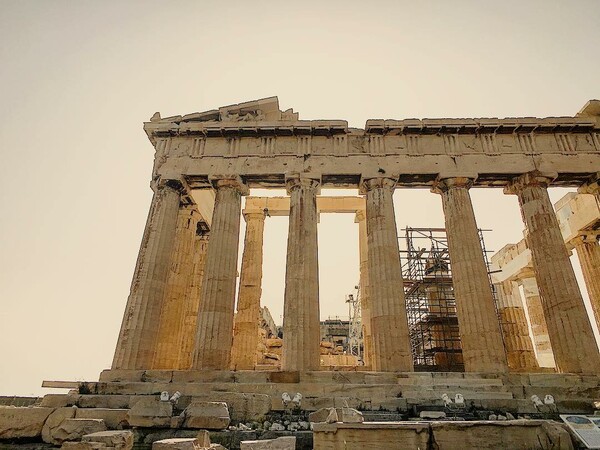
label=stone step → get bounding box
[401,387,512,396]
[396,377,504,387]
[403,384,510,392]
[403,391,515,400]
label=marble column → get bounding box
[192,177,248,370]
[153,205,201,369]
[495,280,538,371]
[573,233,600,330]
[231,210,266,370]
[355,209,373,367]
[282,174,321,372]
[506,172,600,374]
[433,177,507,373]
[112,180,183,370]
[177,232,209,369]
[519,276,555,368]
[360,177,413,372]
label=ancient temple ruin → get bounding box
[110,96,600,377]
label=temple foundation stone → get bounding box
[433,177,507,373]
[112,180,183,370]
[506,172,600,374]
[360,177,413,372]
[192,177,248,370]
[281,174,321,371]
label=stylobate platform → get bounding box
[40,370,600,419]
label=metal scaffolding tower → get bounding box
[399,227,496,372]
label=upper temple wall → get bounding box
[144,97,600,188]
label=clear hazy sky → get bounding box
[1,1,599,396]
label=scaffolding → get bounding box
[400,227,497,372]
[346,288,363,359]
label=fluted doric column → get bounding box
[495,280,538,371]
[519,275,555,368]
[282,174,321,371]
[192,176,248,370]
[153,205,201,369]
[573,233,600,331]
[177,231,209,369]
[355,209,373,367]
[112,180,183,370]
[506,171,600,374]
[360,177,413,372]
[231,210,266,370]
[433,177,507,373]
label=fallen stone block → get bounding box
[40,394,72,408]
[341,407,363,423]
[0,406,54,439]
[420,410,446,419]
[153,438,204,450]
[127,397,173,428]
[430,420,574,450]
[189,392,270,421]
[61,441,108,450]
[183,401,230,430]
[76,408,129,429]
[313,422,430,449]
[196,430,211,447]
[52,418,108,444]
[83,430,134,450]
[240,436,295,450]
[308,407,331,423]
[42,406,77,444]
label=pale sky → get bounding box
[1,1,599,396]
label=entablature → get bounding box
[147,97,600,189]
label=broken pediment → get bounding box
[149,96,299,124]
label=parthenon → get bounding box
[111,96,600,377]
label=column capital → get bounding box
[359,176,398,194]
[572,232,600,247]
[504,171,558,195]
[209,175,249,196]
[243,209,267,222]
[153,178,185,194]
[431,176,475,194]
[578,172,600,195]
[285,173,321,194]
